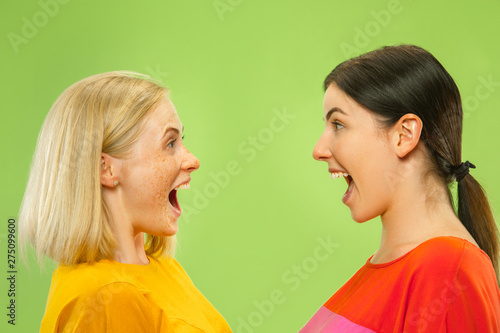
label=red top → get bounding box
[300,236,500,332]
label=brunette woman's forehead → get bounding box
[323,91,352,122]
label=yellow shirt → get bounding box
[40,256,232,332]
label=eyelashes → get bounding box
[331,121,344,130]
[167,139,176,148]
[166,135,185,148]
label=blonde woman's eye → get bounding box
[167,139,177,148]
[332,122,344,130]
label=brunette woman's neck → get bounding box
[373,176,477,264]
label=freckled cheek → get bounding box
[150,165,176,203]
[147,168,168,205]
[139,151,176,206]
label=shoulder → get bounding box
[50,282,158,332]
[45,259,151,316]
[405,236,497,286]
[51,259,141,294]
[63,281,151,315]
[401,238,500,331]
[42,278,155,332]
[410,236,485,269]
[153,256,195,283]
[414,235,468,255]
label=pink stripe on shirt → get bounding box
[299,306,375,333]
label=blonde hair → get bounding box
[19,71,175,265]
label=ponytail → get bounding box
[457,174,499,277]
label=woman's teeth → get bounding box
[174,182,190,190]
[331,172,350,179]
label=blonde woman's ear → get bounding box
[101,153,121,188]
[393,113,423,159]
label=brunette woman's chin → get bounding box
[348,205,380,224]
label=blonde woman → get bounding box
[19,71,232,332]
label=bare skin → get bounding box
[100,98,200,265]
[313,84,477,264]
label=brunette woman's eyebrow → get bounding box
[324,107,347,122]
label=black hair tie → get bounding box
[454,161,476,182]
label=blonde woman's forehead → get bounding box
[152,99,183,132]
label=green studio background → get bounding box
[1,0,499,332]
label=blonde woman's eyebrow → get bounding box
[160,126,184,140]
[324,107,348,122]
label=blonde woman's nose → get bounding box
[184,149,200,172]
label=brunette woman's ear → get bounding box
[100,153,122,188]
[391,113,423,158]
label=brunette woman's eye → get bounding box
[331,121,344,130]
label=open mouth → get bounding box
[168,182,190,212]
[347,175,353,186]
[331,171,355,201]
[331,171,351,184]
[168,189,180,211]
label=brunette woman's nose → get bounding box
[312,134,332,162]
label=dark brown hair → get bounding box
[324,44,499,276]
